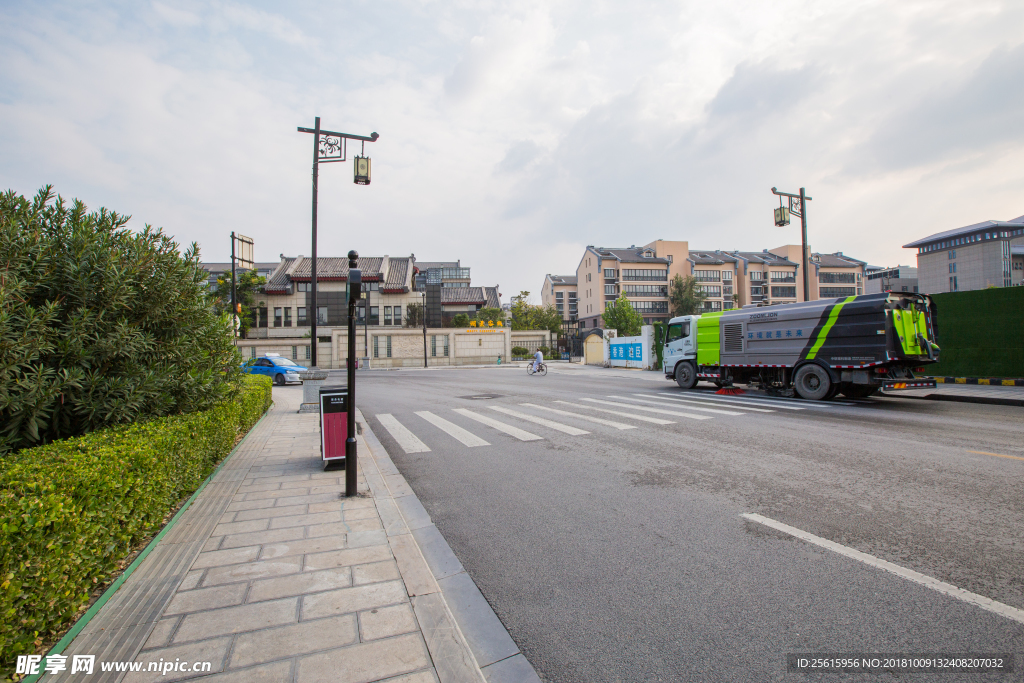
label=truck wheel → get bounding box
[794,364,831,400]
[274,373,285,386]
[841,385,878,399]
[675,362,697,390]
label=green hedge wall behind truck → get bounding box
[0,374,272,678]
[928,287,1024,378]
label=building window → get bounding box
[386,336,392,357]
[697,285,721,296]
[305,345,310,360]
[250,347,256,360]
[621,269,668,281]
[373,336,379,358]
[721,269,732,281]
[622,284,667,296]
[317,307,327,325]
[274,307,282,326]
[394,306,402,326]
[604,284,617,295]
[604,268,616,278]
[770,271,795,283]
[750,272,764,281]
[297,282,310,292]
[369,306,379,325]
[771,286,797,298]
[750,286,763,296]
[556,292,564,300]
[384,306,392,325]
[297,307,307,325]
[430,335,448,357]
[284,308,292,327]
[292,346,297,360]
[820,286,857,298]
[949,250,956,259]
[819,272,856,284]
[694,270,721,282]
[431,335,437,357]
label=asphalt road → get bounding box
[312,364,1023,682]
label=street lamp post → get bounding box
[771,187,812,302]
[297,117,378,367]
[345,250,361,497]
[421,291,428,368]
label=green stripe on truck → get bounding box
[805,296,857,360]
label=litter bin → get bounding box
[319,386,349,463]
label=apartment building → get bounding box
[541,274,578,321]
[576,245,672,328]
[685,251,738,311]
[732,251,800,306]
[865,266,919,294]
[903,215,1024,293]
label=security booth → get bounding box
[319,386,349,464]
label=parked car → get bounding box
[243,354,303,385]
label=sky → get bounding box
[2,0,1023,302]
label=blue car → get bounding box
[244,354,303,385]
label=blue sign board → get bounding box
[610,342,643,360]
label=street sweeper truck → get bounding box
[663,292,940,400]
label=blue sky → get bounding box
[2,0,1022,300]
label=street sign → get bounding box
[235,234,255,270]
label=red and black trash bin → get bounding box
[319,386,348,464]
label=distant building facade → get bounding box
[904,215,1024,293]
[865,266,919,294]
[541,274,578,321]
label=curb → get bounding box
[913,394,1024,408]
[356,409,542,683]
[925,376,1024,386]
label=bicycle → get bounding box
[527,362,547,376]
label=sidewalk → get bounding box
[883,381,1024,407]
[47,389,539,683]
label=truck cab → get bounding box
[664,315,698,368]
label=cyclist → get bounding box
[532,348,544,374]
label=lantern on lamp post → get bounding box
[353,154,371,185]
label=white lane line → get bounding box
[618,394,751,416]
[453,408,543,441]
[376,414,431,454]
[553,400,675,425]
[415,411,490,447]
[519,403,637,430]
[700,392,854,407]
[741,513,1024,626]
[581,398,712,421]
[657,392,807,410]
[489,405,590,436]
[650,394,776,413]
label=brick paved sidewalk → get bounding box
[51,388,491,683]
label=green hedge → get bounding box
[0,374,272,676]
[927,287,1024,378]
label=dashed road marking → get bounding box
[553,400,676,425]
[453,408,543,441]
[415,411,490,447]
[376,414,431,453]
[489,406,590,435]
[581,398,712,421]
[519,403,637,430]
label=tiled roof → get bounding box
[290,257,384,280]
[264,258,295,292]
[547,274,578,285]
[688,251,739,265]
[484,287,501,309]
[733,251,797,266]
[441,287,488,305]
[812,253,865,268]
[591,247,670,265]
[903,215,1024,248]
[383,257,410,292]
[415,261,459,270]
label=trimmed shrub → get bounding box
[0,375,271,676]
[510,346,530,357]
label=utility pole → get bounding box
[422,291,428,368]
[771,187,812,302]
[230,231,237,343]
[345,250,361,497]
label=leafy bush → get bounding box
[0,375,271,677]
[511,346,530,356]
[451,313,470,328]
[538,346,550,354]
[0,187,243,454]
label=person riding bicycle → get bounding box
[532,349,543,374]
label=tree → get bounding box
[0,187,243,454]
[602,294,643,337]
[209,269,266,338]
[405,302,426,328]
[475,307,505,325]
[510,292,561,333]
[669,274,707,317]
[451,313,470,327]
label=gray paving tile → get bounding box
[295,633,431,683]
[190,660,293,683]
[141,616,179,650]
[410,525,464,580]
[230,614,357,668]
[248,567,353,603]
[202,556,303,586]
[394,494,432,531]
[164,583,248,615]
[122,636,231,682]
[301,581,408,620]
[274,492,346,507]
[233,504,309,522]
[269,511,342,529]
[225,498,278,513]
[359,603,418,641]
[173,597,298,642]
[260,535,347,560]
[411,593,483,683]
[212,519,271,536]
[353,559,402,586]
[481,654,541,683]
[437,572,518,668]
[192,545,261,569]
[303,545,392,572]
[218,526,305,550]
[388,534,439,597]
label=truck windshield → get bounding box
[667,323,689,342]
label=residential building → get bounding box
[903,215,1024,293]
[576,245,671,328]
[765,245,866,301]
[865,266,919,294]
[541,274,578,321]
[685,251,739,311]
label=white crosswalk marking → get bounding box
[656,392,807,410]
[489,406,590,435]
[649,393,775,413]
[611,394,744,416]
[581,398,712,420]
[553,401,675,425]
[415,411,490,447]
[376,414,431,453]
[520,403,637,430]
[453,408,543,441]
